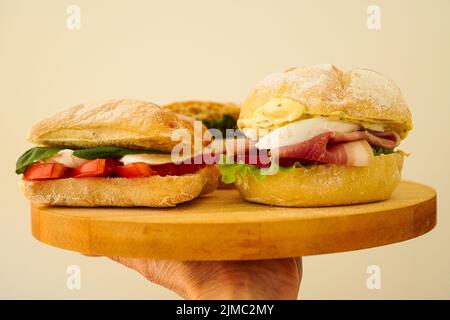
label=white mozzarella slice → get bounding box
[46,149,90,168]
[120,152,201,166]
[255,117,360,150]
[120,154,173,165]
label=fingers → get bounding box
[294,257,303,298]
[83,255,150,278]
[108,257,174,286]
[109,257,192,299]
[108,256,303,300]
[109,256,152,279]
[81,253,101,257]
[295,257,303,281]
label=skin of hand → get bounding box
[110,257,302,300]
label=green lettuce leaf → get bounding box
[217,155,306,184]
[372,146,394,156]
[218,161,266,184]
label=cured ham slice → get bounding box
[205,137,270,165]
[274,132,374,166]
[329,130,400,149]
[212,129,398,167]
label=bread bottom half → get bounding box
[21,166,219,207]
[234,153,404,207]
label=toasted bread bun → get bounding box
[234,153,403,207]
[28,99,205,152]
[20,166,219,207]
[163,100,240,123]
[238,65,412,138]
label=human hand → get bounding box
[110,257,302,300]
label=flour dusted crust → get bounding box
[163,100,240,122]
[28,99,205,151]
[20,166,219,207]
[234,153,404,207]
[238,65,412,137]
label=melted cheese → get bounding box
[253,98,306,129]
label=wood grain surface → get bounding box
[30,181,436,260]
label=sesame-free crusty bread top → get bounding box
[28,99,204,151]
[238,64,412,138]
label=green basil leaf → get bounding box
[72,146,168,160]
[15,147,62,174]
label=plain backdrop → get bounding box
[1,0,449,299]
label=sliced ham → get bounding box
[329,130,400,149]
[214,129,398,167]
[273,132,374,166]
[206,137,271,165]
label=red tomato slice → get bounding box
[23,163,66,180]
[70,159,118,178]
[104,159,119,176]
[115,162,156,178]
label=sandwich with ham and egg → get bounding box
[17,99,219,207]
[218,65,412,207]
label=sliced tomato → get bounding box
[23,163,66,180]
[70,159,118,178]
[115,162,157,178]
[104,159,119,175]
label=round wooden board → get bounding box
[30,181,436,261]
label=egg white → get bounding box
[255,117,360,150]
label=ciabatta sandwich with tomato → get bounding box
[17,99,219,207]
[218,65,412,207]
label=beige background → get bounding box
[1,0,449,299]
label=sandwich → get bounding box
[164,100,241,189]
[17,99,219,207]
[163,100,240,136]
[218,65,412,207]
